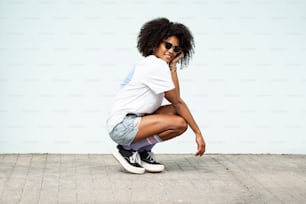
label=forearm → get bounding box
[170,65,180,97]
[169,65,201,136]
[174,99,202,136]
[167,58,205,155]
[165,64,206,155]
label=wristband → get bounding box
[169,67,176,72]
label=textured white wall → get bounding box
[0,0,305,154]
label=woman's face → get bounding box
[153,36,180,64]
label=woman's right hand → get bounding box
[169,52,184,66]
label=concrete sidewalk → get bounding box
[0,154,305,204]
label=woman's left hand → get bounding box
[195,134,206,156]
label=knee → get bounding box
[176,117,188,134]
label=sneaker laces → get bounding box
[146,152,155,162]
[129,152,142,165]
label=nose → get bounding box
[167,47,175,55]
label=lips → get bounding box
[164,53,172,61]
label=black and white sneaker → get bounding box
[139,150,164,173]
[112,145,145,174]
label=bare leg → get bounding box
[133,105,187,142]
[153,104,176,115]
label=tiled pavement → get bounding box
[0,154,305,204]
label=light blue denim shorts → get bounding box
[109,114,141,145]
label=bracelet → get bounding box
[169,67,176,72]
[169,63,177,72]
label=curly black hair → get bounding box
[137,17,195,67]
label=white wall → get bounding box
[0,0,305,154]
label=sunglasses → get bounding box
[163,41,181,53]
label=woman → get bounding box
[106,17,206,174]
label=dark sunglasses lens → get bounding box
[165,42,172,49]
[174,47,181,53]
[164,41,181,53]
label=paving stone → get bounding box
[0,154,305,204]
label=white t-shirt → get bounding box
[106,55,175,133]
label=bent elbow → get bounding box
[172,98,184,108]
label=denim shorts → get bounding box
[109,114,141,145]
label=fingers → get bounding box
[195,136,206,157]
[171,52,184,64]
[179,52,184,58]
[194,150,203,157]
[177,52,184,61]
[194,151,201,156]
[194,145,205,157]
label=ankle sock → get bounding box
[123,135,162,152]
[138,144,155,152]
